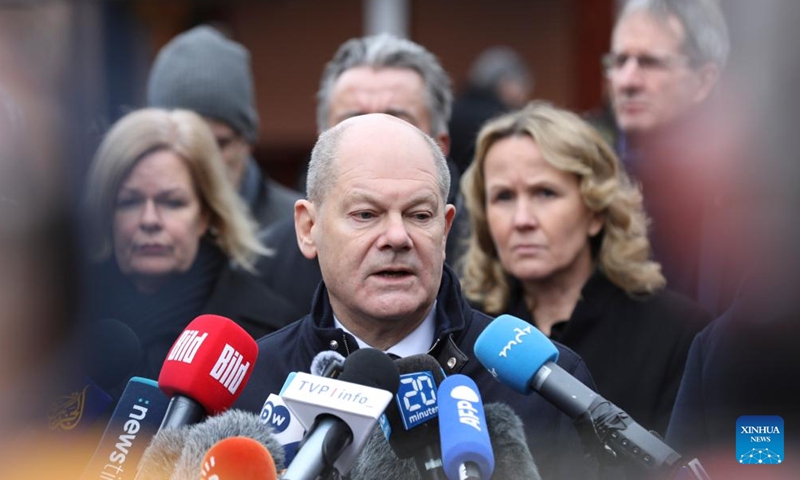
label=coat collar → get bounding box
[303,264,472,375]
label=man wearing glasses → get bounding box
[604,0,728,145]
[601,0,733,315]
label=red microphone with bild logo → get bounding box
[157,314,258,431]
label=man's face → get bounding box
[326,66,449,154]
[608,11,715,137]
[205,118,251,190]
[297,115,455,328]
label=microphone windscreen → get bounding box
[484,403,541,480]
[351,403,542,480]
[474,314,559,394]
[309,350,345,377]
[136,426,190,480]
[170,409,285,479]
[199,437,277,480]
[340,348,400,393]
[158,314,257,414]
[382,354,445,458]
[349,425,419,480]
[81,318,142,390]
[438,374,494,479]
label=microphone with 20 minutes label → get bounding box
[156,314,258,431]
[281,348,400,480]
[474,314,710,479]
[437,375,494,480]
[380,354,447,480]
[199,436,278,480]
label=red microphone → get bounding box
[199,436,278,480]
[157,314,258,430]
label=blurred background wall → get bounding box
[14,0,615,191]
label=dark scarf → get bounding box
[87,238,225,380]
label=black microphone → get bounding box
[475,315,709,478]
[44,318,141,435]
[482,403,541,480]
[281,348,400,480]
[380,354,447,480]
[348,402,541,480]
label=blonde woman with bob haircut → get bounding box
[82,108,300,382]
[460,102,709,435]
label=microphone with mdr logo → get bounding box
[437,374,494,480]
[474,314,710,479]
[156,314,258,431]
[281,348,400,480]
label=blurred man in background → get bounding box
[147,25,301,230]
[258,34,470,313]
[603,0,734,315]
[449,46,533,175]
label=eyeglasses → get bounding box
[601,52,689,73]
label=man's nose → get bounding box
[614,57,645,90]
[378,213,413,250]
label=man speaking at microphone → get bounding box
[235,113,599,479]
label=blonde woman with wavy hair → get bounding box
[460,102,709,435]
[82,108,300,382]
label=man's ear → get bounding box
[691,62,720,105]
[295,199,318,260]
[442,203,457,250]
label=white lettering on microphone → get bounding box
[498,326,533,358]
[450,385,483,432]
[167,329,208,364]
[209,344,250,394]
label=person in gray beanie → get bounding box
[147,25,301,229]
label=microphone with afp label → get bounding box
[437,375,494,480]
[281,348,400,480]
[474,315,710,479]
[157,314,258,431]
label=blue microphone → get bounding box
[437,375,494,480]
[81,377,170,480]
[474,315,696,475]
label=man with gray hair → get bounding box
[236,113,598,479]
[605,0,728,143]
[601,0,734,314]
[147,25,301,230]
[257,33,470,314]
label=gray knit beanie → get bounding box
[146,25,259,143]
